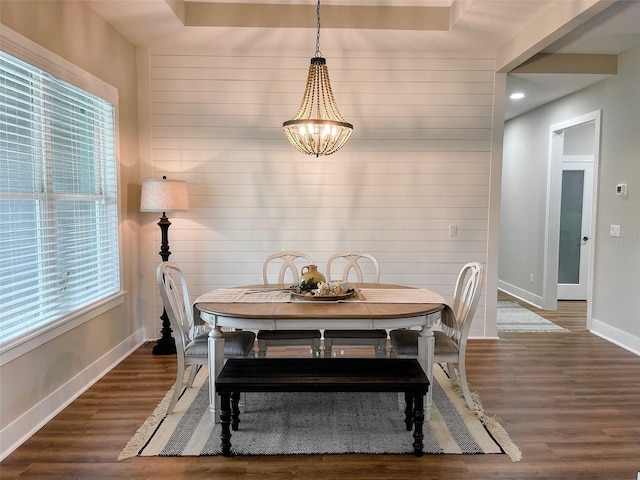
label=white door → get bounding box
[557,160,593,300]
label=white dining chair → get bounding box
[389,262,484,410]
[323,252,388,358]
[256,251,322,357]
[157,262,256,414]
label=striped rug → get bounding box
[497,301,569,333]
[119,365,521,462]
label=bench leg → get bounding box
[231,391,240,431]
[412,393,425,457]
[219,393,232,456]
[403,392,414,431]
[257,339,267,358]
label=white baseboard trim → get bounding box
[0,329,145,461]
[497,280,544,309]
[590,319,640,357]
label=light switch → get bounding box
[610,224,621,237]
[449,225,457,237]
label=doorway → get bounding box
[543,111,600,317]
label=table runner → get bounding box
[195,287,447,305]
[194,288,291,303]
[358,288,447,304]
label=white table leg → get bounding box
[208,324,225,423]
[417,319,436,421]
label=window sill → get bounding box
[0,291,126,366]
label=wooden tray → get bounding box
[290,290,356,301]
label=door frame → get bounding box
[542,110,601,327]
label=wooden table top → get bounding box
[196,283,445,320]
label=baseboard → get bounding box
[497,280,544,309]
[590,318,640,357]
[0,329,145,461]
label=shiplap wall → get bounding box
[140,48,494,338]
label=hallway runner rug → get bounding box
[119,365,521,462]
[497,301,569,333]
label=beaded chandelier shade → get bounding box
[283,0,353,157]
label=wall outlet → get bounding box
[530,274,534,284]
[610,224,621,237]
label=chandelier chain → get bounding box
[315,0,322,57]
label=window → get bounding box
[0,50,120,348]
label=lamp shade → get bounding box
[140,177,189,213]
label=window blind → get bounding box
[0,50,120,347]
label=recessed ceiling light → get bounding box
[510,92,525,100]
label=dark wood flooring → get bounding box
[2,294,639,479]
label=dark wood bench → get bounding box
[215,357,429,456]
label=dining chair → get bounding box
[157,262,256,415]
[389,262,484,410]
[323,252,388,358]
[256,251,322,357]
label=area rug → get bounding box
[497,301,569,333]
[119,365,521,462]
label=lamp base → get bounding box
[152,336,177,356]
[152,307,177,355]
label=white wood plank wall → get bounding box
[141,49,494,338]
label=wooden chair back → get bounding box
[262,251,315,284]
[326,252,381,283]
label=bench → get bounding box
[215,357,429,456]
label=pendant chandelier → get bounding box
[283,0,353,157]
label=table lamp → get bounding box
[140,176,189,355]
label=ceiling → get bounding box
[506,0,640,119]
[86,0,556,52]
[86,0,640,119]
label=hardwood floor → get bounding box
[2,298,639,480]
[497,290,588,332]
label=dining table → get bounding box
[195,283,451,423]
